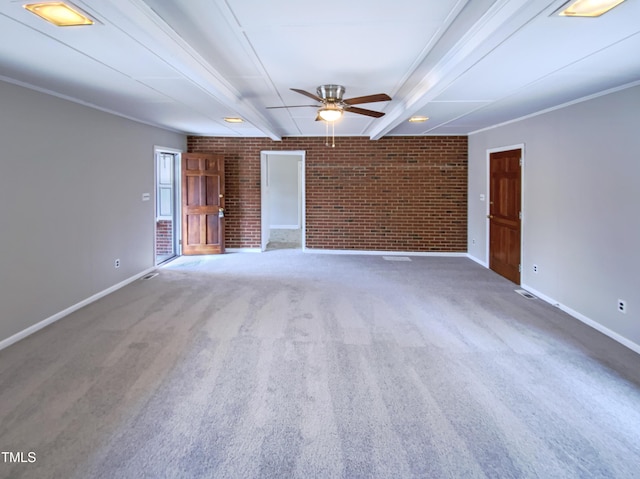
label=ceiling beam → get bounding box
[83,0,283,140]
[367,0,561,140]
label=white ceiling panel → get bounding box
[446,30,640,132]
[0,19,170,104]
[434,1,640,103]
[0,0,638,138]
[140,0,264,81]
[226,0,456,25]
[232,0,463,99]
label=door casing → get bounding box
[154,146,181,264]
[260,150,306,251]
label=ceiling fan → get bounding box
[267,85,391,122]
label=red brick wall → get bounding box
[187,136,467,252]
[156,219,173,255]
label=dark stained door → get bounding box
[182,153,225,255]
[489,149,521,284]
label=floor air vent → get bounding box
[382,256,411,262]
[141,272,159,280]
[515,289,536,299]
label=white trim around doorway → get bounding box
[154,146,182,265]
[260,150,306,252]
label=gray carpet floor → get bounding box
[1,250,639,478]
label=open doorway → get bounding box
[155,148,181,265]
[260,151,305,251]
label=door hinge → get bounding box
[518,264,521,273]
[519,158,523,167]
[519,211,522,220]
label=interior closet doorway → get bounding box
[155,147,181,265]
[260,151,305,251]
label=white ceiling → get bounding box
[1,0,639,139]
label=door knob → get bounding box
[487,215,494,219]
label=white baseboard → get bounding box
[521,283,640,355]
[0,267,156,352]
[466,253,488,268]
[303,248,467,257]
[226,248,262,253]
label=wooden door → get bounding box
[182,153,225,255]
[489,149,521,284]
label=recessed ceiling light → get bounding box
[224,117,244,123]
[408,116,429,123]
[558,0,626,17]
[24,2,95,26]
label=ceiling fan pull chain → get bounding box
[332,121,336,148]
[325,119,329,147]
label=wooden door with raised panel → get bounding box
[182,153,225,255]
[489,149,521,284]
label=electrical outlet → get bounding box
[618,299,627,314]
[472,239,476,245]
[533,264,538,273]
[114,259,121,268]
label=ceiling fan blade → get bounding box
[343,93,391,105]
[291,88,323,102]
[266,105,317,109]
[345,106,385,118]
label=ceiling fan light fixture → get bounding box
[23,2,95,26]
[318,107,343,122]
[224,117,244,123]
[409,116,429,123]
[557,0,625,17]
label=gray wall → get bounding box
[0,80,186,344]
[468,84,640,349]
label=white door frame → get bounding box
[260,150,306,252]
[154,146,182,264]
